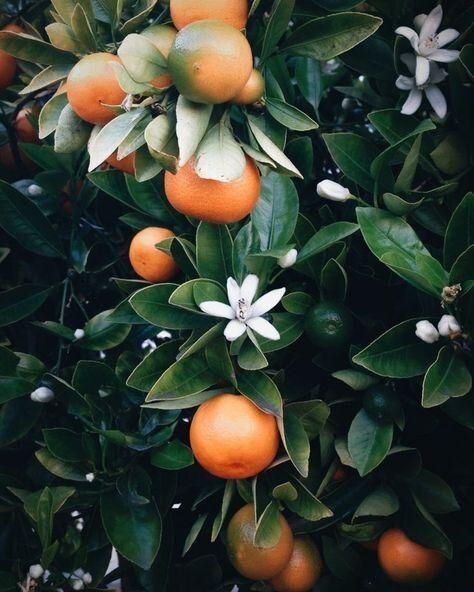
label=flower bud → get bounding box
[74,328,85,340]
[27,184,43,197]
[415,320,439,343]
[157,330,172,340]
[85,473,95,482]
[438,314,461,337]
[317,180,351,202]
[30,386,55,403]
[278,248,298,269]
[70,578,84,591]
[82,573,92,585]
[29,564,44,579]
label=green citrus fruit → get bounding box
[363,384,402,424]
[305,301,353,349]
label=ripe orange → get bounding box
[269,536,323,592]
[226,504,294,580]
[106,151,135,175]
[170,0,248,31]
[141,25,177,89]
[164,156,260,224]
[0,24,22,91]
[129,227,179,283]
[190,393,279,479]
[232,68,264,105]
[377,528,446,584]
[167,20,253,104]
[67,53,127,125]
[15,106,40,143]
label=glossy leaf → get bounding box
[422,346,472,408]
[348,410,393,476]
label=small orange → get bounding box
[106,151,135,175]
[232,68,264,105]
[170,0,248,31]
[0,24,22,91]
[269,536,323,592]
[67,53,127,125]
[226,504,294,580]
[377,528,446,584]
[332,465,348,482]
[190,393,279,479]
[164,156,260,224]
[141,25,177,89]
[129,227,179,283]
[15,106,40,143]
[167,20,253,104]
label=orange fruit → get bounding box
[67,53,127,125]
[226,504,294,580]
[269,536,323,592]
[129,227,179,283]
[15,106,40,143]
[332,465,348,482]
[164,156,260,224]
[170,0,248,31]
[167,20,253,104]
[0,24,22,91]
[190,393,279,479]
[141,25,177,89]
[377,528,446,584]
[232,68,264,105]
[106,151,135,175]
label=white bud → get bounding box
[317,179,351,202]
[99,351,106,360]
[74,328,85,340]
[73,569,85,579]
[156,330,172,340]
[70,578,84,591]
[277,248,298,269]
[82,573,92,585]
[29,564,44,579]
[141,339,157,350]
[27,184,43,197]
[75,519,84,532]
[30,386,55,403]
[438,314,461,337]
[415,320,439,343]
[85,473,95,482]
[70,510,80,518]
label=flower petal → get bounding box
[429,62,448,84]
[250,287,286,317]
[415,55,430,86]
[396,75,415,91]
[401,89,423,115]
[395,26,419,50]
[425,85,447,119]
[224,320,247,341]
[246,316,280,341]
[199,301,235,319]
[420,4,442,41]
[413,13,427,32]
[240,274,259,304]
[401,52,416,74]
[226,277,240,312]
[436,28,460,48]
[428,48,460,63]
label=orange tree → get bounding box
[0,0,472,591]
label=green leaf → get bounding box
[323,133,379,191]
[404,494,453,559]
[144,114,178,173]
[321,258,347,302]
[0,181,65,259]
[444,192,474,269]
[282,292,314,314]
[182,513,208,556]
[266,98,318,131]
[43,428,86,462]
[341,35,395,81]
[101,491,162,569]
[237,370,283,417]
[127,341,179,392]
[332,369,379,391]
[71,4,97,52]
[78,310,131,351]
[286,400,330,439]
[205,338,236,387]
[39,92,69,139]
[348,409,393,476]
[353,485,399,519]
[254,501,282,547]
[118,33,167,83]
[285,478,333,521]
[322,536,363,581]
[54,104,91,153]
[422,346,472,408]
[409,470,459,515]
[150,440,194,470]
[382,193,424,217]
[146,354,216,403]
[176,96,212,167]
[237,333,269,370]
[35,448,88,481]
[211,480,234,542]
[195,120,245,182]
[257,313,304,353]
[251,173,299,250]
[272,482,297,502]
[0,285,51,327]
[282,12,382,60]
[196,223,233,285]
[0,30,76,65]
[394,134,423,194]
[298,222,359,263]
[261,0,295,59]
[278,409,310,477]
[449,245,474,284]
[353,318,438,378]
